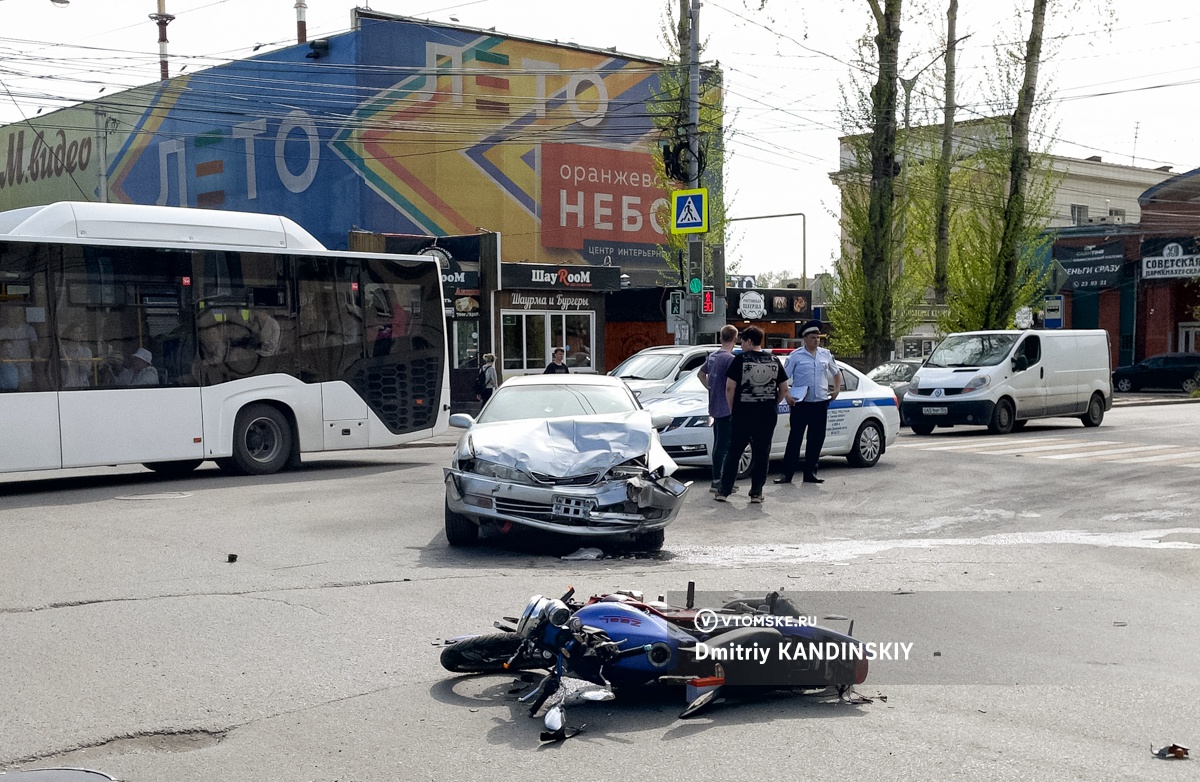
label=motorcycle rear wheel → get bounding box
[439,633,544,673]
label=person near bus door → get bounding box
[777,320,842,484]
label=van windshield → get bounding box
[925,334,1018,368]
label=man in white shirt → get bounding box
[777,320,842,484]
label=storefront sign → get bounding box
[728,288,811,321]
[541,144,666,250]
[1053,241,1124,290]
[500,262,622,291]
[1141,237,1200,280]
[499,290,598,311]
[442,269,480,318]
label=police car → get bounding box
[642,357,901,477]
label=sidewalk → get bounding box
[1111,391,1199,407]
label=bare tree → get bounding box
[982,0,1048,328]
[931,0,958,303]
[859,0,903,367]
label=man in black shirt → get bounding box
[544,347,570,374]
[715,327,788,504]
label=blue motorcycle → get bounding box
[440,583,869,741]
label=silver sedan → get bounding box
[443,374,688,550]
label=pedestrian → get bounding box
[476,352,499,404]
[114,347,159,387]
[543,347,570,374]
[776,320,842,484]
[715,326,788,504]
[698,323,740,493]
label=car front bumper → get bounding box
[901,398,996,427]
[444,468,688,537]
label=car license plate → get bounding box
[923,406,948,415]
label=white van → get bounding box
[901,330,1112,435]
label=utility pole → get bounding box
[678,0,703,344]
[149,0,175,82]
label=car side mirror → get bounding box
[650,412,673,430]
[1013,355,1028,372]
[449,413,475,429]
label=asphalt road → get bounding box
[1,401,1198,781]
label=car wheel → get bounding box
[1183,376,1199,393]
[1080,392,1105,427]
[988,398,1015,435]
[736,444,753,479]
[632,529,665,552]
[230,403,293,475]
[444,500,479,547]
[910,423,935,436]
[143,459,203,477]
[846,420,883,467]
[1115,377,1133,392]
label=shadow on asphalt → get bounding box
[0,457,424,507]
[428,674,870,749]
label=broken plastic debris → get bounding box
[227,554,238,563]
[1113,621,1128,627]
[1152,743,1189,760]
[561,547,605,561]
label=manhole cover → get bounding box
[113,492,193,501]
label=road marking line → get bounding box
[902,438,1068,452]
[1042,445,1171,460]
[1112,450,1200,465]
[978,440,1120,455]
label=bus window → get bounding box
[296,256,364,383]
[0,244,52,393]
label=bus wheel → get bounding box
[144,459,203,477]
[231,403,293,475]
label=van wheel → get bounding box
[1080,393,1105,427]
[847,420,883,467]
[1115,378,1134,392]
[230,403,293,475]
[988,398,1015,435]
[910,423,935,436]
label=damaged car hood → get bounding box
[462,411,675,477]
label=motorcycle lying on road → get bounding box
[439,583,869,741]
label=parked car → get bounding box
[642,360,901,478]
[442,374,688,550]
[1112,353,1200,392]
[609,344,719,399]
[867,358,924,425]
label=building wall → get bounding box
[1045,158,1172,230]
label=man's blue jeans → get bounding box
[710,415,733,487]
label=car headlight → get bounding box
[909,374,920,391]
[469,459,534,484]
[606,457,650,480]
[662,415,709,432]
[963,375,989,393]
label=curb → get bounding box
[1112,396,1200,408]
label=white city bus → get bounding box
[0,202,449,477]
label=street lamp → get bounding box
[727,211,807,288]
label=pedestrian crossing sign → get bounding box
[671,188,708,234]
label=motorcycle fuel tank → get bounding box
[574,602,692,674]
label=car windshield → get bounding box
[869,361,919,383]
[662,368,705,395]
[477,384,638,424]
[925,335,1018,368]
[610,352,684,381]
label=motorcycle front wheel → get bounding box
[439,633,545,673]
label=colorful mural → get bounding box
[0,15,703,282]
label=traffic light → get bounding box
[702,288,715,315]
[669,290,682,316]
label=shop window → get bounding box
[503,311,595,373]
[454,320,479,368]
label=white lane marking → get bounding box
[896,437,1064,450]
[671,528,1200,567]
[978,440,1120,455]
[1113,451,1200,465]
[1042,445,1173,460]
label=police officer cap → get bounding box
[801,320,822,337]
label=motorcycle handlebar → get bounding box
[560,586,575,603]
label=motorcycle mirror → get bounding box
[680,690,719,719]
[544,705,566,732]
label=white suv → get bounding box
[609,344,720,399]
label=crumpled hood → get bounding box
[462,411,670,477]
